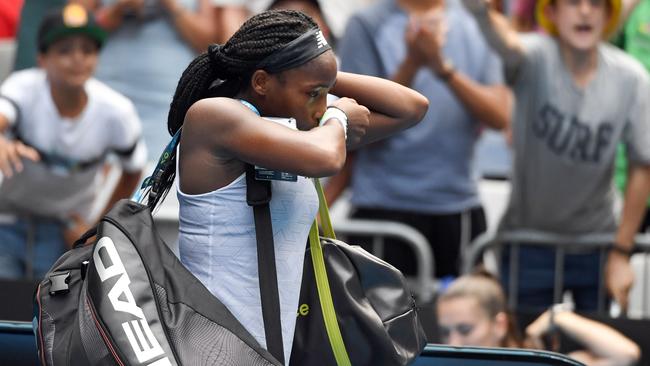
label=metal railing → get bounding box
[462,230,650,315]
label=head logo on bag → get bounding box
[94,237,172,365]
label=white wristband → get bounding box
[319,107,348,140]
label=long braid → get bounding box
[167,54,216,135]
[147,10,318,210]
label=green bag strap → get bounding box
[314,178,336,239]
[309,178,351,366]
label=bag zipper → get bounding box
[86,295,126,366]
[35,284,48,366]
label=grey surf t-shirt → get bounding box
[501,34,650,234]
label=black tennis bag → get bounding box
[290,236,427,365]
[34,199,282,366]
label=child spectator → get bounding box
[0,4,146,280]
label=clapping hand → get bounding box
[405,9,450,75]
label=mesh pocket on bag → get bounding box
[154,284,275,366]
[79,285,114,365]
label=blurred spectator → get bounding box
[213,0,376,42]
[269,0,332,43]
[315,0,377,40]
[0,0,24,39]
[463,0,650,311]
[436,274,641,366]
[336,0,511,278]
[79,0,221,157]
[0,0,23,83]
[0,4,146,280]
[511,0,537,32]
[209,0,267,42]
[619,0,650,71]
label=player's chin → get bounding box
[296,119,318,132]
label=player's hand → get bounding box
[606,250,635,312]
[0,135,40,178]
[330,97,370,147]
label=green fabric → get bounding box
[623,0,650,72]
[309,178,351,366]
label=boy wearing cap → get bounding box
[463,0,650,310]
[0,4,147,280]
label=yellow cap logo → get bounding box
[63,4,88,28]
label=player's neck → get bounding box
[558,40,599,89]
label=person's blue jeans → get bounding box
[501,245,605,313]
[0,217,67,280]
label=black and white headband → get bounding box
[256,28,331,73]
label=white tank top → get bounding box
[177,159,318,363]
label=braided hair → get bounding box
[147,10,318,210]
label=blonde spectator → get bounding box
[437,274,641,366]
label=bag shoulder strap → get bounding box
[246,164,285,365]
[311,178,351,366]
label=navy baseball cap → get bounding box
[37,4,107,52]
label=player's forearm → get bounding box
[331,72,429,145]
